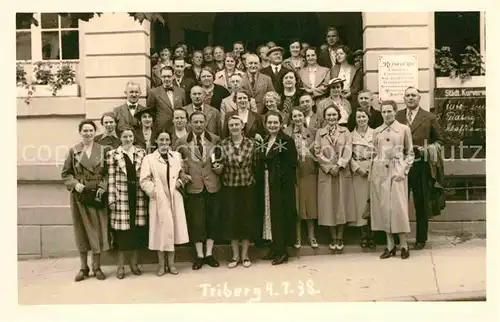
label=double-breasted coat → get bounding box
[349,127,375,227]
[139,150,190,251]
[369,120,415,234]
[106,146,148,231]
[314,125,356,226]
[61,142,111,253]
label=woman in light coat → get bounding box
[139,130,191,275]
[370,100,414,260]
[314,104,356,253]
[349,107,376,249]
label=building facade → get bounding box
[16,12,486,259]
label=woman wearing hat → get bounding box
[317,77,352,127]
[134,106,158,155]
[106,126,148,279]
[283,39,306,72]
[331,45,363,107]
[298,47,331,104]
[314,104,356,254]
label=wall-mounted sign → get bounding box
[434,87,486,159]
[378,55,418,102]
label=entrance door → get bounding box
[213,12,323,52]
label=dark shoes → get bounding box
[116,267,125,279]
[272,253,288,265]
[413,242,426,250]
[74,267,90,282]
[130,265,142,275]
[192,256,220,270]
[401,247,410,259]
[205,255,220,267]
[380,247,397,259]
[93,268,106,280]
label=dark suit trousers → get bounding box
[408,161,433,243]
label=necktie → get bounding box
[274,66,279,74]
[250,74,255,87]
[408,110,414,124]
[196,134,204,157]
[194,105,202,112]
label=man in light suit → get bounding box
[241,54,275,114]
[113,81,144,133]
[182,86,221,136]
[174,112,222,270]
[395,87,443,250]
[260,46,292,96]
[147,66,187,133]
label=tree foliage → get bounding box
[16,12,165,27]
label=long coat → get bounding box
[106,146,148,230]
[255,131,298,253]
[61,142,110,253]
[349,127,375,227]
[369,121,415,233]
[314,125,356,226]
[139,150,190,251]
[284,125,319,220]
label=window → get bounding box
[435,11,485,71]
[444,176,486,201]
[15,13,80,62]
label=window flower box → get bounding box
[17,83,79,98]
[436,75,486,88]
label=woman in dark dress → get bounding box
[256,111,298,265]
[106,127,149,279]
[134,106,158,154]
[199,67,230,110]
[218,115,259,268]
[61,120,110,282]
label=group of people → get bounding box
[61,26,445,283]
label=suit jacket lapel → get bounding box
[410,108,426,133]
[187,133,203,161]
[205,107,214,126]
[246,111,255,133]
[315,68,328,87]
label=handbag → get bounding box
[79,187,106,209]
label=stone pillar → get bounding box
[362,12,434,110]
[80,13,151,122]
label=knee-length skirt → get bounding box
[222,185,258,241]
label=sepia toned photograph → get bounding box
[16,10,486,305]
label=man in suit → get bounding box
[173,58,197,103]
[174,112,222,270]
[182,86,221,136]
[113,81,143,133]
[241,54,275,114]
[347,89,384,131]
[318,26,342,68]
[147,66,187,133]
[396,87,443,250]
[260,46,292,95]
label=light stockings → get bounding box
[386,233,409,250]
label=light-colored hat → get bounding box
[267,46,285,57]
[325,77,346,88]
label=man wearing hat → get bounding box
[260,46,292,96]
